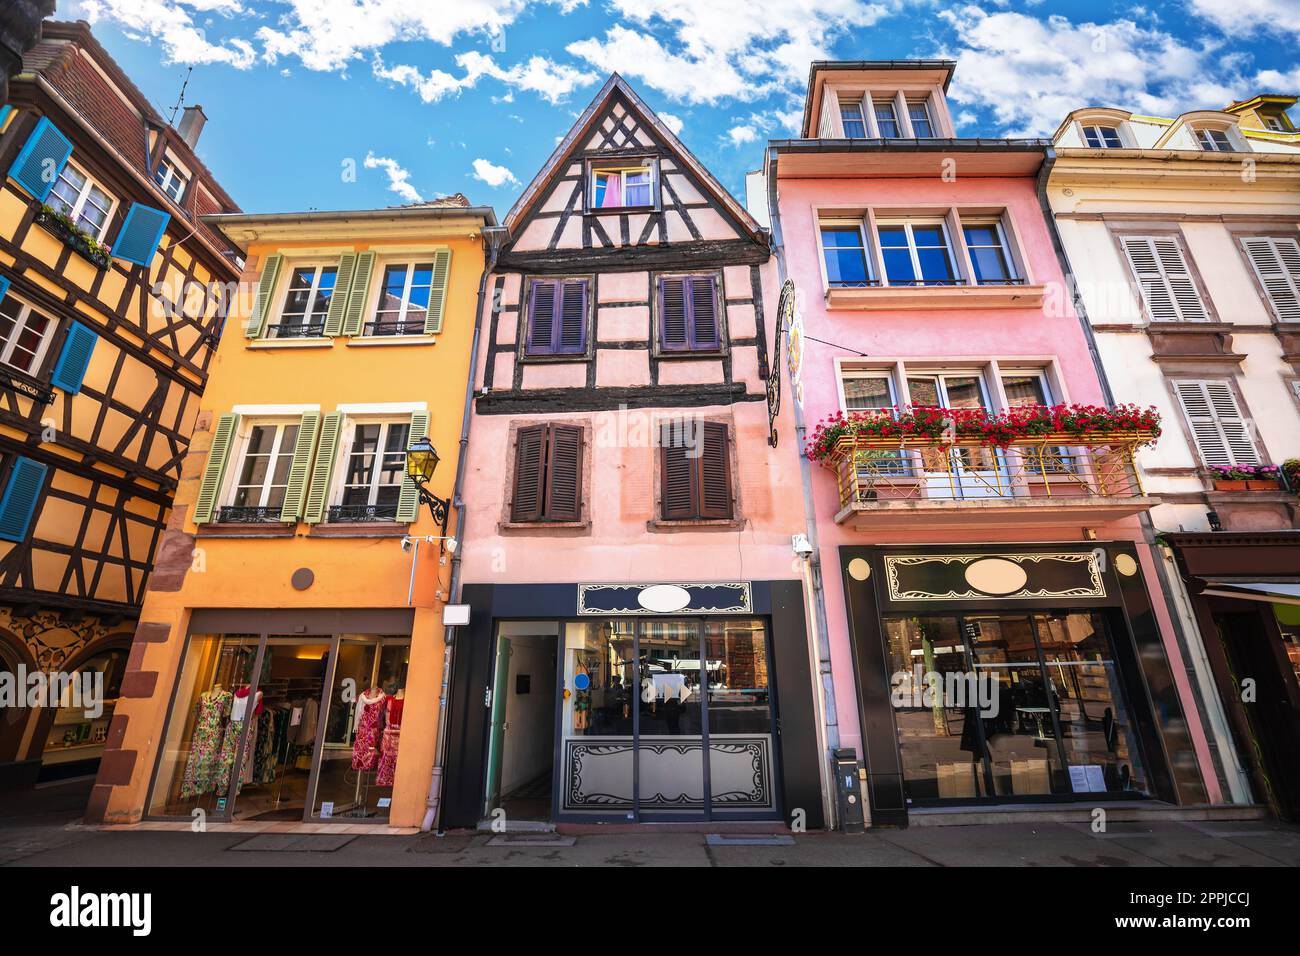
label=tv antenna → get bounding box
[166,67,193,126]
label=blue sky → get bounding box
[68,0,1299,215]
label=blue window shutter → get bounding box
[0,275,10,306]
[50,322,98,394]
[112,203,170,265]
[0,457,47,542]
[7,117,73,202]
[0,105,13,133]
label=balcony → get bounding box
[327,503,400,523]
[824,433,1158,529]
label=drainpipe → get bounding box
[1035,148,1245,804]
[422,223,508,832]
[765,145,841,830]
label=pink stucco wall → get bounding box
[776,172,1223,803]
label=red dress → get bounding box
[351,690,386,772]
[376,696,404,787]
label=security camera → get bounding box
[401,538,414,553]
[791,533,813,557]
[444,537,459,554]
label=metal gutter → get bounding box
[770,137,1052,153]
[422,223,508,832]
[202,206,499,228]
[1035,147,1247,806]
[764,143,841,830]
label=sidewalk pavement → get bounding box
[3,780,1299,867]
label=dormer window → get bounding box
[154,153,190,203]
[839,97,867,138]
[590,162,655,210]
[907,98,935,137]
[1082,125,1122,148]
[874,98,901,137]
[1194,127,1234,152]
[1264,116,1284,131]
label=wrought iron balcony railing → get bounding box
[327,503,400,523]
[216,505,287,524]
[826,433,1151,515]
[266,321,326,339]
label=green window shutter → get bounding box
[395,411,430,523]
[341,251,376,335]
[193,413,239,525]
[279,411,321,522]
[246,253,283,338]
[323,252,358,337]
[423,248,452,334]
[303,412,343,524]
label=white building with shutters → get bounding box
[1047,97,1300,814]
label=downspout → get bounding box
[422,223,507,832]
[1035,147,1246,804]
[766,145,841,830]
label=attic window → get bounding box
[1082,124,1122,148]
[154,154,190,203]
[590,162,654,210]
[1194,127,1235,152]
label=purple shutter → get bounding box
[689,276,719,349]
[660,276,688,350]
[557,280,587,354]
[527,280,557,355]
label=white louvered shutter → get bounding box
[1121,236,1207,322]
[1241,236,1300,322]
[1174,380,1259,467]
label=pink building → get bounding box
[766,61,1221,824]
[436,77,825,830]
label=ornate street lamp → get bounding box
[405,437,451,537]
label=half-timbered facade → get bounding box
[439,76,826,830]
[0,21,239,788]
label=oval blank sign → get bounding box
[637,584,692,613]
[963,558,1028,596]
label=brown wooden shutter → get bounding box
[527,281,557,354]
[545,424,583,520]
[698,421,732,518]
[558,280,587,353]
[661,421,696,519]
[511,424,548,521]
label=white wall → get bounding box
[500,633,558,795]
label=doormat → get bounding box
[228,834,356,852]
[486,834,577,847]
[705,834,795,846]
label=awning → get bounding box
[1198,579,1300,607]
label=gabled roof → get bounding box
[503,73,764,242]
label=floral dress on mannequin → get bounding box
[351,688,386,772]
[180,688,232,798]
[376,693,404,787]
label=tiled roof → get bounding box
[392,192,473,208]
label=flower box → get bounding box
[1208,465,1280,492]
[34,206,111,270]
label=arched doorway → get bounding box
[35,641,129,783]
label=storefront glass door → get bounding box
[884,610,1149,805]
[555,617,776,820]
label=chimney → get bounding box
[177,104,207,149]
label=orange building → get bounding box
[85,197,496,829]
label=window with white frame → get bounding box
[1081,124,1122,148]
[877,220,959,286]
[591,163,654,209]
[226,422,301,515]
[333,420,411,521]
[1194,127,1235,152]
[820,221,876,287]
[839,97,867,137]
[962,221,1019,285]
[873,97,901,137]
[907,97,935,137]
[370,262,436,336]
[153,154,189,203]
[1002,370,1072,472]
[839,370,907,474]
[46,161,115,239]
[0,292,56,375]
[1173,379,1259,467]
[273,264,337,338]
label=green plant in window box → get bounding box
[35,204,112,269]
[1282,459,1300,495]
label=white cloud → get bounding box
[659,112,685,136]
[938,6,1246,137]
[374,51,597,104]
[364,152,423,202]
[727,124,758,146]
[76,0,257,67]
[1187,0,1300,39]
[472,158,519,187]
[567,1,894,104]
